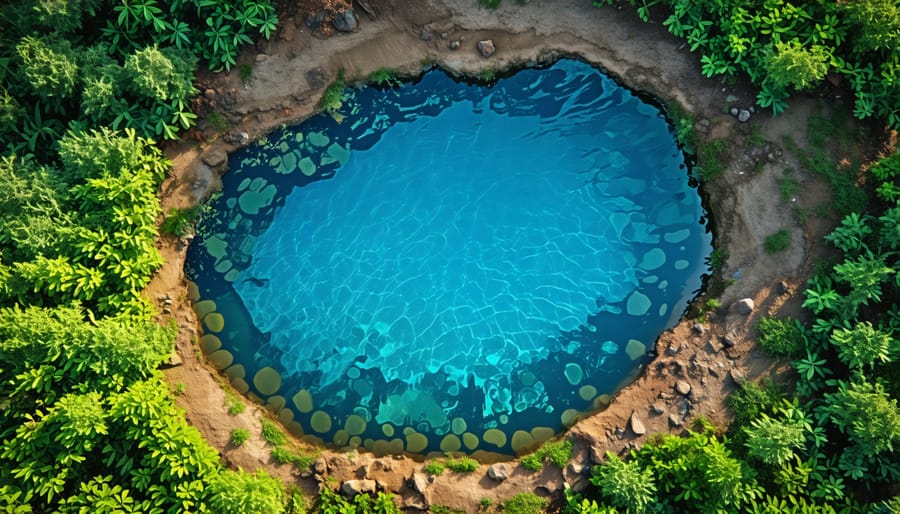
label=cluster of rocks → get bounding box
[419,28,496,58]
[306,9,359,33]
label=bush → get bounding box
[726,380,784,431]
[230,428,250,446]
[160,206,200,237]
[271,446,316,469]
[757,317,805,357]
[207,470,284,514]
[446,455,479,472]
[424,460,446,476]
[521,438,573,471]
[764,229,791,254]
[503,493,549,514]
[261,419,287,446]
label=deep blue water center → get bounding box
[186,59,711,455]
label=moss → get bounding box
[445,455,479,473]
[520,438,573,471]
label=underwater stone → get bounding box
[203,312,225,333]
[223,269,240,282]
[674,259,689,270]
[194,299,217,318]
[298,157,316,176]
[625,339,646,360]
[451,418,467,435]
[638,248,666,271]
[531,427,555,443]
[278,408,294,424]
[224,364,245,380]
[187,281,200,302]
[594,394,611,410]
[266,395,286,411]
[214,259,233,274]
[204,235,227,260]
[510,430,535,454]
[310,411,332,433]
[626,291,652,316]
[463,432,479,450]
[279,151,298,174]
[292,390,314,413]
[345,414,367,436]
[253,367,282,396]
[664,229,691,243]
[579,385,597,401]
[388,439,405,454]
[231,377,250,394]
[440,434,462,453]
[199,334,222,353]
[308,131,329,147]
[405,432,429,453]
[208,349,233,369]
[564,363,584,385]
[326,143,350,166]
[382,424,395,437]
[333,429,350,446]
[561,409,579,427]
[483,428,508,448]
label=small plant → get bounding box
[521,438,573,472]
[239,63,253,84]
[320,69,346,113]
[424,460,446,476]
[747,123,765,148]
[225,390,246,415]
[666,101,696,152]
[230,427,250,446]
[207,112,230,132]
[779,170,798,203]
[160,206,200,237]
[172,382,185,396]
[261,419,288,446]
[480,497,493,509]
[271,446,316,469]
[446,455,479,472]
[696,138,729,181]
[757,316,805,357]
[503,493,548,514]
[479,0,502,8]
[285,485,308,514]
[479,69,496,82]
[368,67,399,87]
[764,229,791,254]
[707,248,727,273]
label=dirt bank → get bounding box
[150,0,840,510]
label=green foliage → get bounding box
[424,461,446,476]
[726,381,784,431]
[316,486,400,514]
[757,316,805,357]
[231,428,250,446]
[763,229,791,254]
[369,67,400,87]
[743,401,807,466]
[764,41,830,92]
[261,419,288,446]
[161,205,201,237]
[479,0,503,8]
[830,321,893,369]
[825,212,872,255]
[823,379,900,456]
[590,453,656,513]
[15,35,79,104]
[520,438,573,471]
[225,389,247,415]
[844,0,900,54]
[696,138,728,182]
[207,469,284,514]
[240,63,253,84]
[445,455,479,472]
[503,493,549,514]
[320,69,346,113]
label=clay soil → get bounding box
[148,0,871,511]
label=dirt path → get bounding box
[148,1,841,511]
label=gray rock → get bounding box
[440,32,448,39]
[692,323,705,334]
[676,380,692,396]
[738,109,751,122]
[305,12,325,28]
[202,149,227,170]
[730,107,739,116]
[419,29,432,41]
[342,479,376,496]
[488,463,510,481]
[477,39,496,57]
[306,67,327,89]
[630,411,646,435]
[449,40,461,50]
[730,368,747,385]
[333,9,359,32]
[721,335,736,348]
[230,131,250,145]
[777,280,790,295]
[650,403,665,415]
[725,94,739,103]
[411,472,429,493]
[665,344,680,356]
[731,298,755,315]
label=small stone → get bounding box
[738,109,751,122]
[333,9,359,32]
[730,107,739,116]
[665,345,680,357]
[204,88,216,98]
[440,32,448,39]
[305,12,325,28]
[731,298,755,315]
[668,414,682,427]
[488,463,510,481]
[449,40,460,50]
[614,427,625,438]
[721,336,736,348]
[255,53,268,63]
[231,131,250,145]
[568,461,585,475]
[342,479,376,496]
[658,392,673,400]
[314,457,327,475]
[676,380,691,396]
[650,403,665,415]
[730,368,747,385]
[692,323,705,334]
[706,339,724,354]
[630,411,647,435]
[477,39,496,57]
[419,29,432,41]
[306,67,327,89]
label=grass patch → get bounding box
[764,229,791,254]
[479,0,502,8]
[520,438,573,472]
[479,69,497,82]
[224,390,246,415]
[239,63,253,84]
[271,446,316,469]
[747,123,765,148]
[779,168,798,203]
[445,455,479,473]
[666,101,696,152]
[261,419,288,446]
[368,67,399,87]
[160,206,200,237]
[424,461,445,476]
[503,493,549,514]
[707,248,727,274]
[230,428,250,446]
[696,138,729,182]
[320,69,346,113]
[757,316,805,357]
[207,112,230,132]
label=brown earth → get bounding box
[148,0,867,511]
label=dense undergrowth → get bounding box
[2,0,900,512]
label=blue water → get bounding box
[186,59,711,454]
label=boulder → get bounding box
[306,11,325,28]
[730,368,747,385]
[668,414,682,427]
[630,411,646,435]
[650,403,665,415]
[488,463,510,481]
[477,39,496,57]
[411,472,429,493]
[675,380,692,396]
[306,67,327,89]
[333,9,359,32]
[731,298,755,315]
[202,149,227,171]
[342,479,377,497]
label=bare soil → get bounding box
[147,1,858,511]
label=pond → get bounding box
[186,58,712,455]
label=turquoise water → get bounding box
[186,59,711,454]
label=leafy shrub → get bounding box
[764,229,791,254]
[503,493,549,514]
[160,206,200,237]
[696,138,729,181]
[521,438,573,471]
[261,419,288,446]
[207,470,284,514]
[757,316,805,357]
[230,428,250,446]
[446,455,479,472]
[320,69,346,113]
[369,67,399,87]
[424,460,446,475]
[742,401,808,466]
[591,453,656,514]
[225,390,246,415]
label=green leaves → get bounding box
[591,453,657,513]
[830,321,893,370]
